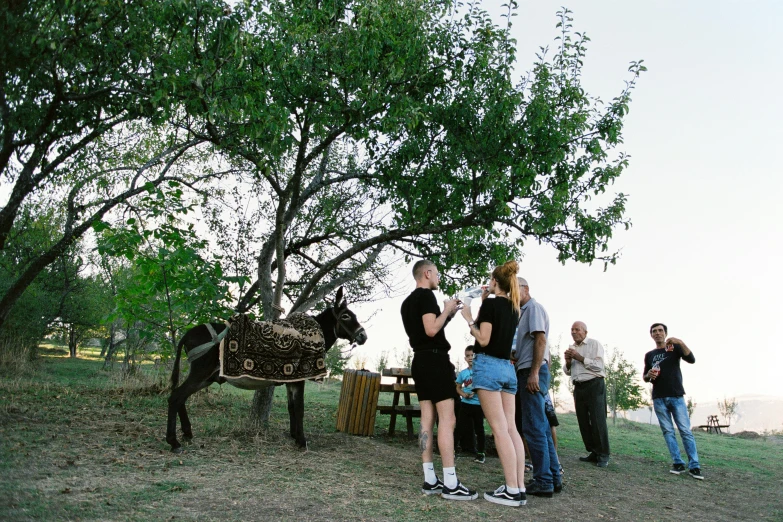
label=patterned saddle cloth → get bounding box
[219,313,326,385]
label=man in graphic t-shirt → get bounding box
[643,323,703,480]
[401,260,477,500]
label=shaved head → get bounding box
[412,259,440,290]
[412,259,436,280]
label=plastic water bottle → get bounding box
[463,286,484,299]
[460,286,484,307]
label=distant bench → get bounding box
[377,368,420,439]
[697,415,730,434]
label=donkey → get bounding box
[166,287,367,453]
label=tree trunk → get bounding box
[68,324,77,358]
[249,386,275,428]
[248,296,282,427]
[103,324,117,369]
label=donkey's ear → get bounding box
[335,286,344,308]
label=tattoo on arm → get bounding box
[419,431,429,452]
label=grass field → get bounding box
[1,347,782,521]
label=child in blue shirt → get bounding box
[456,346,486,463]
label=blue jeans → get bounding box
[653,396,700,469]
[516,363,561,489]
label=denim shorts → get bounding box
[472,353,517,395]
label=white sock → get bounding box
[507,486,520,494]
[443,466,458,489]
[423,462,437,484]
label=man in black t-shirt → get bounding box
[400,260,477,501]
[643,323,703,480]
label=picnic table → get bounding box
[376,368,420,439]
[697,415,730,434]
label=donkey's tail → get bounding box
[170,334,187,390]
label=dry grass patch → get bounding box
[1,352,781,521]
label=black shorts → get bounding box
[411,350,459,404]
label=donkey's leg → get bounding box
[167,364,218,453]
[166,388,183,452]
[179,371,216,441]
[179,403,194,442]
[286,381,307,448]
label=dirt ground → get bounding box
[1,360,781,521]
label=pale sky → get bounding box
[350,0,783,403]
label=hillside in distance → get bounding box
[624,394,783,433]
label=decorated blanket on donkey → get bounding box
[219,313,326,385]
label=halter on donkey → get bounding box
[166,287,367,452]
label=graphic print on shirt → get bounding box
[651,353,668,369]
[457,368,480,405]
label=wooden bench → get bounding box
[376,368,420,439]
[697,415,730,434]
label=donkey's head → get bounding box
[330,286,367,345]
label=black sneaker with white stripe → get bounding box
[484,485,526,507]
[421,478,445,495]
[688,468,704,480]
[670,463,687,475]
[441,482,478,501]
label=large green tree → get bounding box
[175,1,643,420]
[0,0,241,330]
[180,2,643,314]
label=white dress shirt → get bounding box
[565,337,605,383]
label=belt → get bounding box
[574,377,603,386]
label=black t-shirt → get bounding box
[401,288,451,353]
[643,344,696,399]
[473,296,519,360]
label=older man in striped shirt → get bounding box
[564,321,611,468]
